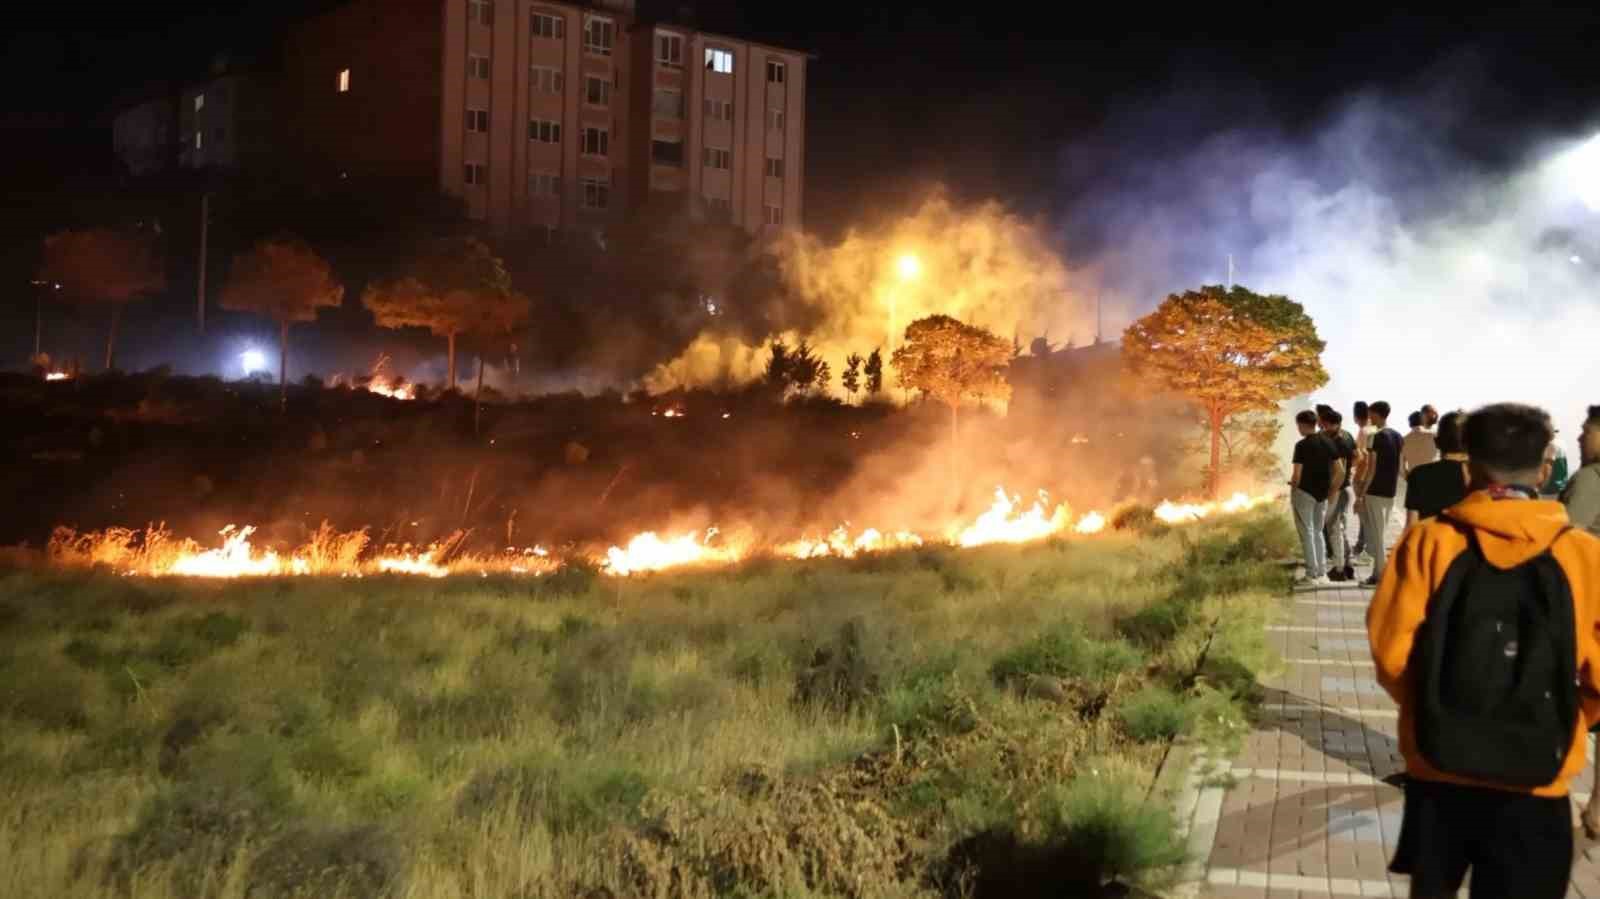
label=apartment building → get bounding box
[280,0,807,236]
[112,59,276,175]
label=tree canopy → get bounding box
[220,237,344,403]
[38,227,166,370]
[891,314,1013,412]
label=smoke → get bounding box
[1056,63,1600,441]
[644,192,1095,392]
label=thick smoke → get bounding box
[1057,67,1600,440]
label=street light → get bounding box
[890,252,921,351]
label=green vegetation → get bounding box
[0,510,1293,898]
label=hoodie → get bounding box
[1367,490,1600,796]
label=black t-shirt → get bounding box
[1405,459,1470,520]
[1293,433,1335,501]
[1367,427,1403,498]
[1330,429,1357,490]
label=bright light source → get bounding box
[1571,135,1600,213]
[240,348,267,376]
[896,253,921,281]
[338,68,351,93]
[1574,255,1584,265]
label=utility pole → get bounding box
[1227,254,1235,290]
[198,192,210,334]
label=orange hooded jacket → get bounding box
[1367,490,1600,797]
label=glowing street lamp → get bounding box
[1574,135,1600,214]
[889,252,921,351]
[240,348,268,377]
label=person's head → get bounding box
[1582,406,1600,466]
[1369,401,1391,425]
[1408,411,1423,429]
[1462,403,1555,488]
[1353,401,1369,426]
[1317,405,1342,433]
[1295,409,1318,437]
[1435,411,1467,455]
[1422,404,1440,427]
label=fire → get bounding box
[1073,511,1108,535]
[166,526,303,577]
[954,488,1071,548]
[374,551,449,578]
[602,529,740,576]
[367,379,415,401]
[44,372,70,381]
[1154,491,1279,524]
[780,526,923,560]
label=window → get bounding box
[656,32,682,66]
[764,157,784,178]
[705,48,734,74]
[652,88,684,119]
[528,118,561,143]
[468,54,490,79]
[467,0,493,26]
[583,16,613,55]
[194,131,203,150]
[464,162,486,185]
[529,171,561,197]
[466,108,489,132]
[705,196,730,220]
[337,68,350,92]
[531,11,564,39]
[581,176,610,209]
[766,108,785,131]
[764,204,783,226]
[766,60,785,84]
[582,127,609,156]
[702,147,730,170]
[651,139,683,167]
[530,65,563,94]
[194,94,205,111]
[584,76,610,107]
[702,98,732,120]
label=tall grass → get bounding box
[0,509,1292,898]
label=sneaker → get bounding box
[1327,569,1350,583]
[1343,565,1356,581]
[1362,575,1381,587]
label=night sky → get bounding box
[4,3,1599,236]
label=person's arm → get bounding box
[1328,459,1345,502]
[1566,469,1600,536]
[1290,463,1302,489]
[1367,524,1434,703]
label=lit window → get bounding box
[656,33,682,66]
[195,131,203,149]
[705,48,733,74]
[338,69,350,92]
[581,176,610,209]
[468,54,490,79]
[467,0,494,26]
[529,171,561,197]
[702,98,732,120]
[582,127,609,157]
[651,139,683,167]
[767,108,785,131]
[764,204,783,226]
[653,88,684,119]
[194,94,205,111]
[464,162,486,185]
[584,16,614,55]
[764,157,784,178]
[702,147,730,170]
[466,108,489,132]
[528,119,561,143]
[766,60,785,84]
[584,76,610,107]
[531,12,564,39]
[530,65,563,94]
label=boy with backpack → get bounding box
[1368,403,1600,899]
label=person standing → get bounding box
[1402,411,1438,478]
[1290,409,1341,588]
[1563,406,1600,537]
[1352,401,1375,559]
[1421,404,1440,429]
[1541,435,1571,498]
[1319,405,1358,581]
[1404,410,1470,529]
[1357,400,1403,586]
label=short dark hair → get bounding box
[1370,401,1391,418]
[1354,401,1369,416]
[1422,404,1438,415]
[1408,411,1423,428]
[1315,403,1334,419]
[1295,409,1318,427]
[1587,405,1600,427]
[1318,406,1342,426]
[1436,411,1467,454]
[1463,403,1554,481]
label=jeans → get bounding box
[1291,489,1327,578]
[1324,487,1350,570]
[1361,494,1395,578]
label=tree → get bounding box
[361,237,518,389]
[38,227,165,371]
[762,339,828,396]
[891,314,1013,451]
[1122,284,1328,497]
[864,349,884,395]
[841,353,863,399]
[219,237,344,406]
[764,340,793,391]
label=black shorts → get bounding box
[1390,778,1572,898]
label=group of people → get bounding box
[1290,401,1600,897]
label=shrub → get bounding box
[1038,774,1187,885]
[990,629,1144,686]
[794,619,881,712]
[248,824,403,899]
[1115,687,1194,742]
[457,759,651,835]
[1116,597,1191,648]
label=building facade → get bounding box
[281,0,807,235]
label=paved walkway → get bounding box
[1179,557,1600,898]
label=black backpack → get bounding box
[1410,523,1578,786]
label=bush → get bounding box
[1038,774,1187,885]
[1115,597,1191,648]
[989,628,1144,686]
[248,824,403,898]
[1115,687,1194,742]
[457,759,651,835]
[794,619,880,712]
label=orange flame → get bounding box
[1073,510,1108,535]
[953,488,1071,548]
[779,526,924,560]
[44,372,71,382]
[1153,491,1278,525]
[601,528,741,576]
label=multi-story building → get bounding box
[280,0,807,236]
[111,59,277,176]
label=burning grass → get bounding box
[0,509,1294,898]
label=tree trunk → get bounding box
[279,319,289,410]
[104,304,121,371]
[447,331,458,390]
[1208,405,1223,499]
[474,354,485,437]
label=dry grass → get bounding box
[0,510,1294,898]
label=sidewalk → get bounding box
[1179,559,1600,898]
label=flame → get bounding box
[166,526,302,578]
[954,488,1071,548]
[374,551,449,578]
[1153,491,1278,524]
[780,525,923,560]
[602,529,740,576]
[44,372,70,381]
[367,379,414,401]
[1073,511,1108,535]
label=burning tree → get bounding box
[219,237,344,405]
[37,227,165,371]
[1122,285,1327,497]
[892,314,1012,447]
[362,237,519,389]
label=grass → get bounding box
[0,509,1294,899]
